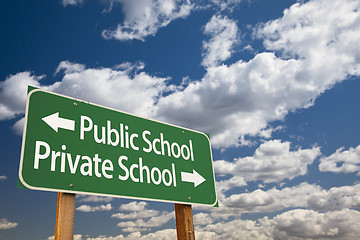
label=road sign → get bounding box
[19,88,217,206]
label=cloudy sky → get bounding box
[1,0,360,239]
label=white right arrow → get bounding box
[181,169,206,188]
[42,112,75,132]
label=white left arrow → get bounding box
[181,169,206,188]
[42,112,75,132]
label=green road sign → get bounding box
[19,88,217,206]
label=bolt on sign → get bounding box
[19,88,217,206]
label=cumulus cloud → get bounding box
[102,0,193,41]
[210,0,243,12]
[198,208,360,240]
[214,140,320,183]
[194,182,360,223]
[118,201,147,212]
[11,117,25,135]
[268,209,360,240]
[3,0,360,149]
[78,195,113,203]
[188,181,360,239]
[49,208,360,239]
[0,72,42,121]
[200,218,272,240]
[50,61,169,117]
[76,203,112,212]
[319,145,360,174]
[154,53,301,147]
[154,0,360,148]
[307,184,360,211]
[116,211,174,233]
[193,212,214,226]
[111,201,173,233]
[221,182,320,213]
[61,0,84,7]
[55,61,86,74]
[209,183,360,221]
[0,61,170,135]
[0,175,7,181]
[83,229,176,240]
[258,0,360,78]
[216,175,247,193]
[112,210,159,220]
[202,15,239,67]
[48,234,82,240]
[0,218,18,229]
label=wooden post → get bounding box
[175,203,195,240]
[55,192,76,240]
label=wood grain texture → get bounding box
[175,204,195,240]
[55,192,76,240]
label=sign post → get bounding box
[54,192,75,240]
[19,88,217,239]
[175,204,195,240]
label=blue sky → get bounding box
[1,0,360,239]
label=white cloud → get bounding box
[116,211,174,232]
[258,0,360,69]
[84,229,176,240]
[154,0,360,148]
[113,61,145,73]
[4,0,360,149]
[0,175,7,181]
[198,208,360,240]
[214,183,360,217]
[118,201,147,212]
[55,61,86,74]
[49,61,169,117]
[0,61,170,135]
[0,218,18,229]
[257,125,284,139]
[202,15,239,67]
[112,210,159,220]
[102,0,193,41]
[319,145,360,174]
[0,72,42,121]
[214,140,320,183]
[76,203,112,212]
[48,234,83,240]
[155,52,300,147]
[74,234,83,240]
[78,195,113,203]
[195,182,360,224]
[268,209,360,240]
[62,0,84,7]
[193,212,213,226]
[200,218,272,240]
[216,175,247,193]
[112,201,173,233]
[2,0,360,150]
[51,208,360,239]
[257,0,360,77]
[11,117,25,135]
[135,229,176,240]
[307,184,360,211]
[210,0,243,12]
[48,182,360,239]
[221,182,320,213]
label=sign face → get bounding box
[19,88,217,206]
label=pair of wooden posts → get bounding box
[55,193,195,240]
